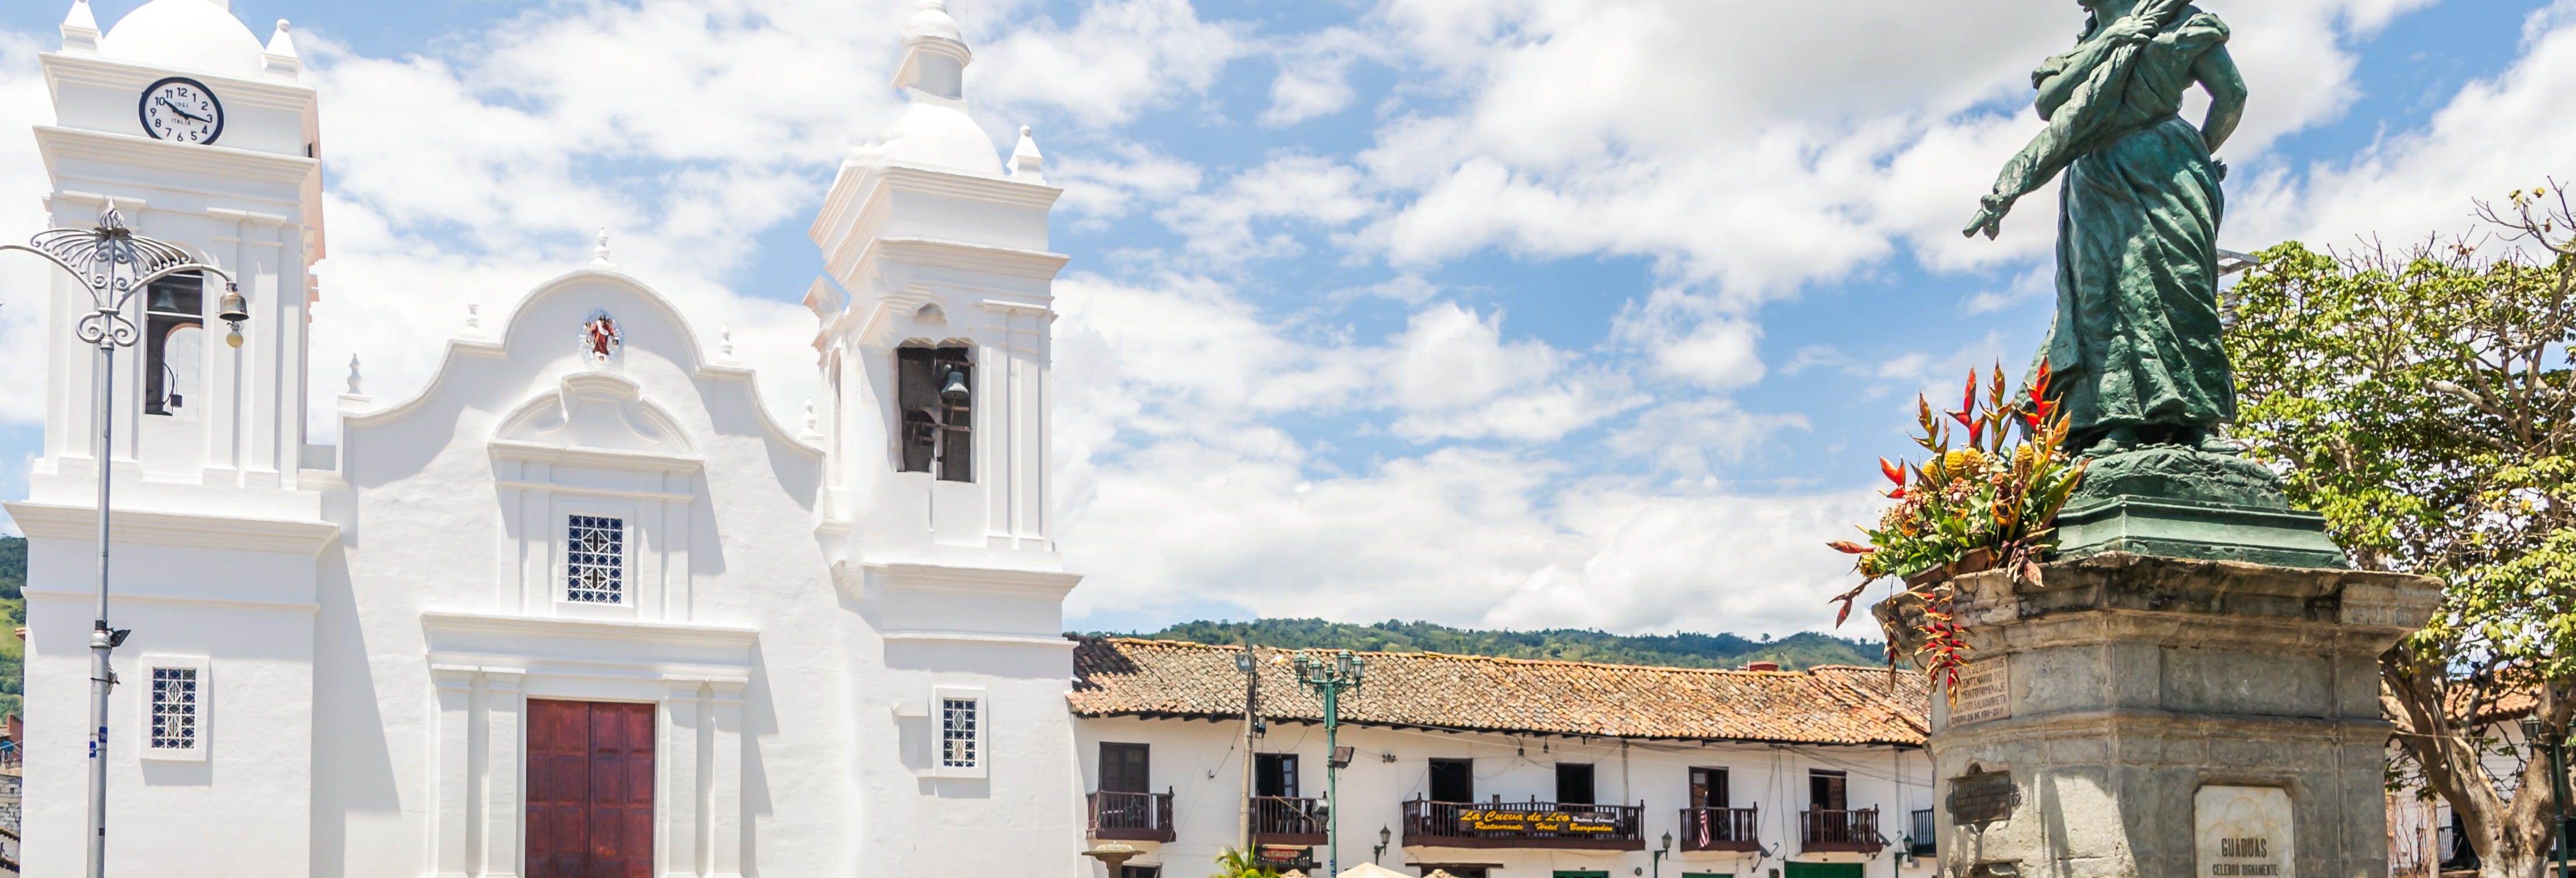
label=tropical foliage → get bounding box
[1210,847,1281,878]
[2225,184,2576,878]
[1827,364,2087,689]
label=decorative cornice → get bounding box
[869,562,1082,598]
[3,500,338,555]
[36,125,319,191]
[488,440,703,475]
[882,630,1079,648]
[41,51,318,112]
[860,236,1069,280]
[421,611,759,651]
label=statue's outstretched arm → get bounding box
[2194,44,2247,156]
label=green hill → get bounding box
[1,535,22,719]
[1114,617,1884,670]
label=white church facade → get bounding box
[3,3,1945,878]
[8,1,1084,875]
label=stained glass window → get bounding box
[567,515,624,603]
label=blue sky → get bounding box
[1,0,2569,637]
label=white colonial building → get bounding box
[6,0,1083,876]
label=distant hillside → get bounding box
[1117,618,1884,671]
[1,535,22,719]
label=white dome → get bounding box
[863,100,1004,177]
[100,0,267,81]
[904,0,964,45]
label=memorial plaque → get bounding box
[1946,765,2019,826]
[1949,658,2011,726]
[2196,786,2292,878]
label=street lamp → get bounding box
[1652,830,1672,878]
[2521,714,2570,878]
[1294,649,1366,876]
[1373,824,1392,864]
[1,200,241,878]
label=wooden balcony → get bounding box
[1252,796,1328,847]
[1677,806,1760,852]
[1089,789,1175,843]
[1801,807,1883,854]
[1402,798,1645,851]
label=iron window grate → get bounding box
[566,515,625,603]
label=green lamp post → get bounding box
[1294,649,1367,876]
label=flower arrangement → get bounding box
[1827,362,2087,690]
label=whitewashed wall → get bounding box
[1076,715,1939,878]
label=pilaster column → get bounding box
[431,665,477,878]
[483,668,528,878]
[662,677,705,878]
[707,677,746,878]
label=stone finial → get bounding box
[589,228,614,268]
[61,0,100,52]
[718,324,736,362]
[1009,125,1045,183]
[262,19,301,80]
[464,303,482,336]
[345,354,363,395]
[800,398,823,442]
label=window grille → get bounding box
[566,515,624,603]
[150,667,199,750]
[940,697,980,768]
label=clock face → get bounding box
[138,77,223,145]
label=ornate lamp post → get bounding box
[1293,649,1366,876]
[1,201,242,878]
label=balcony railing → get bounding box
[1402,798,1645,851]
[1088,789,1176,842]
[1252,796,1328,846]
[1801,807,1883,854]
[1677,806,1760,852]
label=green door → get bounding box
[1784,864,1864,878]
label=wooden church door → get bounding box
[528,700,656,877]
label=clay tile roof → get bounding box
[1068,637,1927,747]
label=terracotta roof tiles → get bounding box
[1068,637,1928,747]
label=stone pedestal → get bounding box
[1905,553,2438,878]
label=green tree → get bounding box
[2226,185,2576,878]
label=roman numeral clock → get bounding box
[139,76,223,145]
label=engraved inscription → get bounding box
[2196,786,2293,878]
[1947,767,2019,826]
[1949,658,2011,726]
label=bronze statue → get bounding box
[1966,0,2247,455]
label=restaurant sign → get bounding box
[1455,809,1621,834]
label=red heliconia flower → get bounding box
[1884,487,1908,500]
[1880,457,1905,486]
[1828,540,1875,555]
[1968,419,1986,447]
[2024,413,2042,431]
[1961,372,1979,416]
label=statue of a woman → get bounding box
[1966,0,2247,455]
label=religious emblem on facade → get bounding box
[581,310,621,363]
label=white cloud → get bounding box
[975,0,1245,127]
[1156,154,1379,264]
[1261,27,1377,127]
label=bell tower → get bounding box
[805,2,1086,873]
[24,0,326,517]
[808,0,1067,571]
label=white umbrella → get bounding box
[1336,863,1412,878]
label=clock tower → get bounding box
[6,1,333,875]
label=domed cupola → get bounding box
[850,0,1003,178]
[98,0,269,82]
